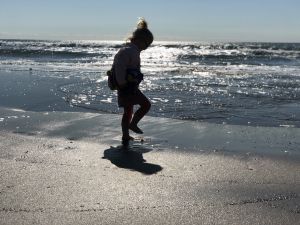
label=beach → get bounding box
[0,69,300,224]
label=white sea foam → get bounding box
[100,98,113,103]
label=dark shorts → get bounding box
[117,88,149,108]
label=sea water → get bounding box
[1,39,300,127]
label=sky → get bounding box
[0,0,299,42]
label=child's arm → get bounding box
[114,50,130,88]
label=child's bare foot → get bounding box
[129,124,143,134]
[122,135,134,141]
[122,135,134,146]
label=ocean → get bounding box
[1,39,300,128]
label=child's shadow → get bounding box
[102,146,163,175]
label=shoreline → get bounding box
[0,68,299,158]
[1,106,300,159]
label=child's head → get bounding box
[128,18,154,50]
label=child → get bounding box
[112,18,153,145]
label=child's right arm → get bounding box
[113,49,130,89]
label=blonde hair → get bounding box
[128,18,154,44]
[136,17,148,29]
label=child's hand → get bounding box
[127,74,139,83]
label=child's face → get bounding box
[132,36,153,51]
[140,36,153,50]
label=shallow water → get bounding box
[1,39,300,127]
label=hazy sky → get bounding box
[0,0,299,42]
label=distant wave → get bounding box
[1,39,299,63]
[163,42,300,51]
[0,39,125,49]
[178,53,297,66]
[0,48,108,58]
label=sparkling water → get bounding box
[1,39,300,127]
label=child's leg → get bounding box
[122,105,133,140]
[130,92,151,133]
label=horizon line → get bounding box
[1,37,300,44]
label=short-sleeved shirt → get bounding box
[113,43,145,107]
[113,43,141,87]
